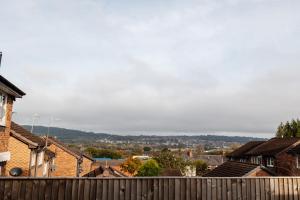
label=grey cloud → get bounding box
[1,0,300,137]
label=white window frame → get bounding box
[37,152,44,166]
[0,93,7,126]
[43,162,48,176]
[266,157,274,167]
[31,151,36,167]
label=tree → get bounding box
[143,146,152,152]
[153,149,188,174]
[84,147,122,159]
[291,119,298,137]
[283,121,292,137]
[276,122,285,138]
[193,160,208,176]
[136,159,161,177]
[120,157,142,175]
[275,119,300,138]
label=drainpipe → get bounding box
[34,149,38,177]
[28,150,32,177]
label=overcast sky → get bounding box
[1,0,300,137]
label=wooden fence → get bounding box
[0,177,300,200]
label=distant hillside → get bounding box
[22,125,266,144]
[23,125,110,142]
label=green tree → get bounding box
[291,119,298,137]
[120,157,142,175]
[296,119,300,137]
[276,122,285,138]
[153,149,188,173]
[143,146,152,152]
[283,121,292,137]
[193,160,208,176]
[136,159,161,176]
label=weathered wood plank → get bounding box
[71,179,79,200]
[265,178,270,200]
[186,178,191,200]
[232,178,237,200]
[207,179,212,200]
[64,179,73,200]
[222,179,227,200]
[25,180,33,200]
[260,178,265,200]
[58,179,66,200]
[169,178,175,200]
[216,179,222,200]
[175,178,180,200]
[211,178,216,200]
[113,179,120,200]
[202,178,207,200]
[190,178,196,200]
[96,179,103,200]
[120,179,125,200]
[125,179,131,200]
[227,179,232,200]
[11,180,20,200]
[38,179,46,200]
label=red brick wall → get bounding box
[0,96,13,152]
[276,153,300,176]
[6,136,30,176]
[48,144,78,177]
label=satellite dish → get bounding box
[9,167,23,177]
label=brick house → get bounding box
[0,75,25,176]
[6,122,55,177]
[46,137,94,177]
[227,138,300,176]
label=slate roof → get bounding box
[203,161,262,177]
[287,143,300,154]
[83,166,127,177]
[10,122,45,147]
[0,75,25,97]
[227,141,265,158]
[46,136,94,161]
[246,137,300,156]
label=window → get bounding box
[31,151,36,167]
[251,156,262,165]
[0,93,7,126]
[37,152,44,166]
[266,157,274,167]
[297,155,300,169]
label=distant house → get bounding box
[83,166,127,177]
[0,75,25,176]
[226,138,300,176]
[203,161,273,177]
[6,122,55,177]
[195,155,225,170]
[46,137,94,177]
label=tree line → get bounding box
[120,148,208,177]
[276,119,300,138]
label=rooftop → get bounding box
[227,141,265,158]
[246,137,300,156]
[203,161,262,177]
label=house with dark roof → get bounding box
[6,122,55,177]
[0,75,25,176]
[225,138,300,176]
[203,161,273,177]
[46,136,94,177]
